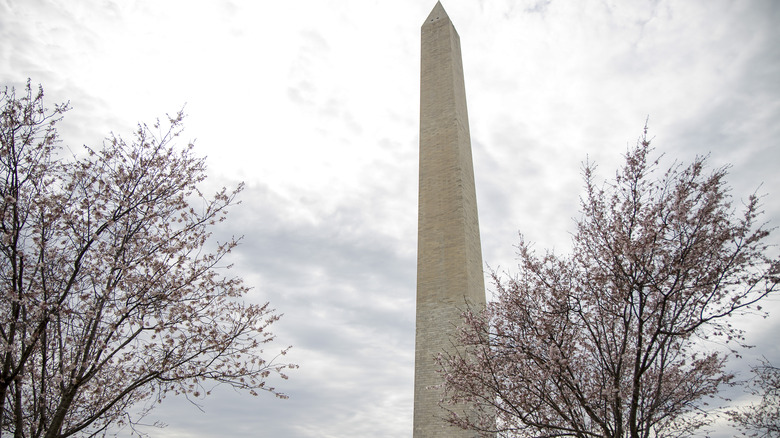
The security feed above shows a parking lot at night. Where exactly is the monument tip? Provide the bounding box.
[423,1,449,26]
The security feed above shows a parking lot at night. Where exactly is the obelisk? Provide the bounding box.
[413,2,486,437]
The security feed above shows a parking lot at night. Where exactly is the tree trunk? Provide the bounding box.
[14,377,23,438]
[43,386,79,438]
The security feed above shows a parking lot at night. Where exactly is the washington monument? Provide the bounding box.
[413,2,487,437]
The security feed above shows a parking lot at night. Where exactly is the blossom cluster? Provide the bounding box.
[438,128,777,437]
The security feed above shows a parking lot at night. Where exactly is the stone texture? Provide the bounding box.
[413,2,486,437]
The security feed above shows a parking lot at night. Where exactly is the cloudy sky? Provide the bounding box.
[2,0,779,436]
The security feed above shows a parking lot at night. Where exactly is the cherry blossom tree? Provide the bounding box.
[0,82,295,438]
[728,359,780,437]
[438,127,779,437]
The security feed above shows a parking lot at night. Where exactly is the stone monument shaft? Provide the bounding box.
[413,2,486,437]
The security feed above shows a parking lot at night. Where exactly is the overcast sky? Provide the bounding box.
[2,0,779,437]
